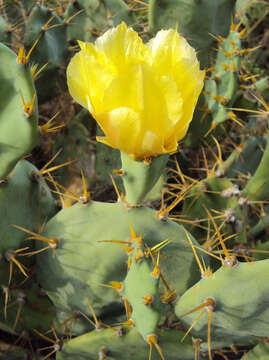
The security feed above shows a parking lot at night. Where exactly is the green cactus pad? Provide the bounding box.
[175,260,269,349]
[0,43,38,179]
[120,240,162,339]
[121,152,168,204]
[204,27,241,125]
[0,283,55,334]
[0,160,56,253]
[243,122,269,201]
[24,5,67,69]
[57,327,196,360]
[182,177,241,241]
[37,201,208,329]
[219,136,266,178]
[242,341,269,360]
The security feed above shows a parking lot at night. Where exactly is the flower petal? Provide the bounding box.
[96,107,141,157]
[95,22,149,70]
[147,29,205,141]
[67,41,115,113]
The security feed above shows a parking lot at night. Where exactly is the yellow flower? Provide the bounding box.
[67,22,205,160]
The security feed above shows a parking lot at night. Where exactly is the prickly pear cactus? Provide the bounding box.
[0,1,268,359]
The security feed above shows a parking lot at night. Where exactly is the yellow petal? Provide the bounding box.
[96,107,141,157]
[147,29,205,141]
[95,22,149,70]
[67,41,115,113]
[67,23,205,159]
